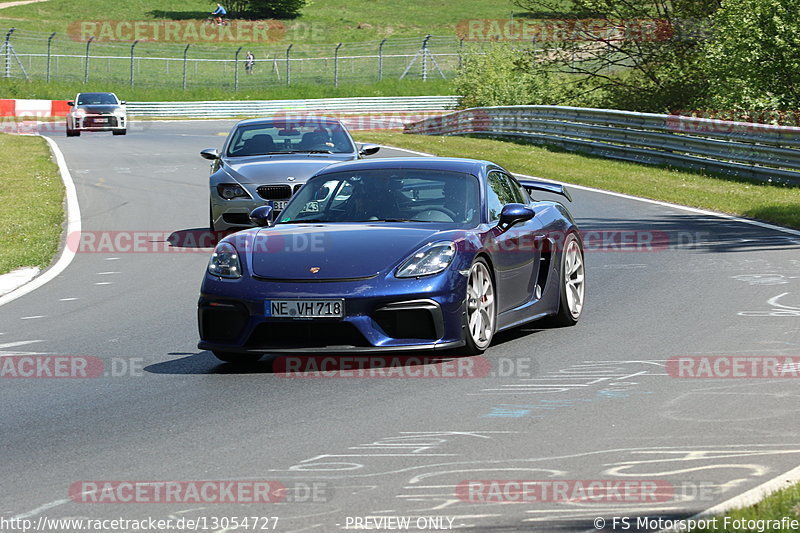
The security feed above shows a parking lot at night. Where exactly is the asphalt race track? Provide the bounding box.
[1,120,800,532]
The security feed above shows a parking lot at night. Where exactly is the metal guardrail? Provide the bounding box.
[404,106,800,184]
[126,96,461,118]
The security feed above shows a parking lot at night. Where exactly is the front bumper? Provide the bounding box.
[210,183,303,231]
[197,275,467,354]
[68,114,126,131]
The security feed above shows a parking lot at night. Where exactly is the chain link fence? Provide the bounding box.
[1,27,482,89]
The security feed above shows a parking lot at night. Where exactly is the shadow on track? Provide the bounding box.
[577,212,800,254]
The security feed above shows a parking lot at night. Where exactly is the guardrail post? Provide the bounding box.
[458,38,463,70]
[4,28,15,79]
[129,40,139,87]
[46,32,55,83]
[83,36,94,83]
[378,38,386,81]
[182,44,190,90]
[234,46,242,91]
[422,34,430,81]
[334,43,342,87]
[285,44,292,86]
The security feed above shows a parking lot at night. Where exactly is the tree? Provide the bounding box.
[703,0,800,111]
[510,0,720,111]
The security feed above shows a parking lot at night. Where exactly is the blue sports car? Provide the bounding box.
[198,157,585,363]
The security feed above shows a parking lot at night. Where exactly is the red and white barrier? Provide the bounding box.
[0,99,71,117]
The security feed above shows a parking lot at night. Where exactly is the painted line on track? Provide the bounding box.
[0,136,81,308]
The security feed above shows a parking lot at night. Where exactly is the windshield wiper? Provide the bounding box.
[346,218,415,223]
[276,218,330,224]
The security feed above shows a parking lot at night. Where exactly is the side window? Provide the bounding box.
[486,171,518,221]
[505,174,527,204]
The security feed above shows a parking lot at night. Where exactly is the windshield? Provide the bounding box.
[76,93,119,105]
[226,120,356,156]
[277,169,481,225]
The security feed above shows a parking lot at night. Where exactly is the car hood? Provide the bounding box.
[221,156,352,185]
[249,224,448,280]
[75,105,122,114]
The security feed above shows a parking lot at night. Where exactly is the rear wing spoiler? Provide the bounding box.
[517,179,573,202]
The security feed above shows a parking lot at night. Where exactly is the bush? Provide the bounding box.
[229,0,307,19]
[452,45,555,108]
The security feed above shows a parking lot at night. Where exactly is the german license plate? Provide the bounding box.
[271,200,289,210]
[266,299,344,318]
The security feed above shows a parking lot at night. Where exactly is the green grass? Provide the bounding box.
[0,133,64,276]
[687,482,800,532]
[0,78,454,101]
[352,132,800,229]
[0,0,573,43]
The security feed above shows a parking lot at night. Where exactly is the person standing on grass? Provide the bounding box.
[212,3,227,25]
[245,51,255,74]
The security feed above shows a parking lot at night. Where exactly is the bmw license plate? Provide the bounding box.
[271,200,289,210]
[266,299,344,318]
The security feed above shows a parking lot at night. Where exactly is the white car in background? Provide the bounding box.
[66,92,127,137]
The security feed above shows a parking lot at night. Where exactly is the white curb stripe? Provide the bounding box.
[0,136,81,307]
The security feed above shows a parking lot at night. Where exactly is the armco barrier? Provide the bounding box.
[125,96,461,118]
[404,106,800,185]
[0,96,461,119]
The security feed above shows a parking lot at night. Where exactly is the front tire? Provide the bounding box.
[113,129,127,136]
[66,128,79,137]
[549,233,585,326]
[461,258,496,355]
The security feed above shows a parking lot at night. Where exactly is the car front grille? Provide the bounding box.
[246,322,369,348]
[84,115,118,127]
[257,185,292,200]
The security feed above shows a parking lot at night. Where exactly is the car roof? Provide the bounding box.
[314,157,489,176]
[76,92,117,97]
[234,116,345,127]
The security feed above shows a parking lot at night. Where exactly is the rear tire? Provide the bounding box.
[460,258,497,355]
[548,232,585,327]
[212,351,260,364]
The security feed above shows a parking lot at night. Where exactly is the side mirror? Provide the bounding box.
[120,100,127,105]
[359,144,380,156]
[498,203,535,230]
[250,205,274,227]
[67,101,74,106]
[200,148,220,160]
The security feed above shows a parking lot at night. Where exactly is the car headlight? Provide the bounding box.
[217,183,250,200]
[113,108,126,117]
[208,242,242,278]
[73,110,86,118]
[396,241,456,278]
